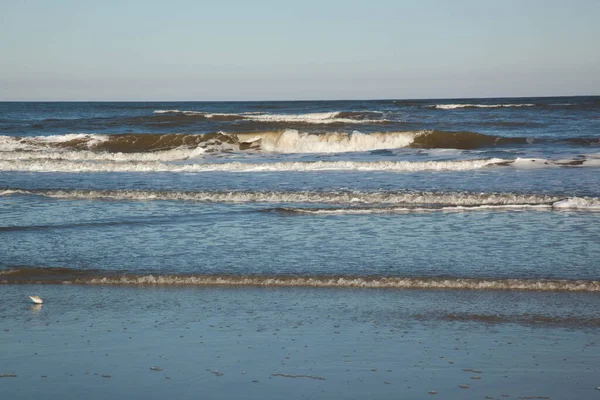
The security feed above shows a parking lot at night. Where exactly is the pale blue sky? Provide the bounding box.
[1,0,599,100]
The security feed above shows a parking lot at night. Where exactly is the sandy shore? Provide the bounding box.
[1,285,599,399]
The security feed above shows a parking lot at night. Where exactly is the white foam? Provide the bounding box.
[1,147,206,162]
[153,109,205,115]
[552,197,600,210]
[519,157,590,169]
[79,275,600,292]
[0,134,109,152]
[0,189,22,196]
[245,112,387,124]
[0,158,507,173]
[2,189,566,206]
[511,157,599,169]
[31,133,106,143]
[153,110,389,124]
[154,109,180,114]
[256,129,415,153]
[287,204,554,214]
[433,104,535,110]
[580,158,600,167]
[7,189,599,213]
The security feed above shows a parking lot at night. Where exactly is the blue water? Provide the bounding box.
[0,97,599,290]
[2,97,600,399]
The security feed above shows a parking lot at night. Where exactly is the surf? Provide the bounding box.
[1,267,598,292]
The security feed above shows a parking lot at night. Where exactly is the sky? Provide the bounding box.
[1,0,599,100]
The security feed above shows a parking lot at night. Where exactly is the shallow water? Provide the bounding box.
[1,98,599,398]
[1,285,599,400]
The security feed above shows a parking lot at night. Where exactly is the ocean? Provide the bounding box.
[1,97,599,399]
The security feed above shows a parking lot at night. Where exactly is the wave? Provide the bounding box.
[243,129,552,153]
[1,267,598,292]
[410,130,527,149]
[274,205,555,214]
[1,148,206,163]
[3,189,598,211]
[254,129,596,153]
[2,132,598,160]
[0,133,222,155]
[0,158,511,173]
[250,130,416,153]
[2,156,599,173]
[430,104,536,110]
[0,188,565,205]
[0,133,108,152]
[0,131,419,156]
[152,110,390,124]
[0,131,423,156]
[276,198,600,212]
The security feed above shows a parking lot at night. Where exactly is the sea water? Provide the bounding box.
[1,97,599,398]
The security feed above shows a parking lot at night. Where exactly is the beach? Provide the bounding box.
[2,285,600,399]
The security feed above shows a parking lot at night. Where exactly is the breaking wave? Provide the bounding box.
[430,104,536,110]
[1,267,598,292]
[152,110,390,124]
[250,130,416,153]
[0,133,225,156]
[2,131,598,159]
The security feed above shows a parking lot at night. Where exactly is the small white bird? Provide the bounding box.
[29,296,43,304]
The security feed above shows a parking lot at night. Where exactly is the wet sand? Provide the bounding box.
[1,285,599,399]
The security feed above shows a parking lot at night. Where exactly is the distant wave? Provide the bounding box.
[153,110,390,124]
[1,267,598,292]
[3,189,599,211]
[430,104,536,110]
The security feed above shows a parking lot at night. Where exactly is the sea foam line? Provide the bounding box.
[280,205,555,214]
[0,188,566,205]
[0,158,507,173]
[280,201,599,212]
[2,157,597,173]
[51,275,600,292]
[0,148,206,162]
[3,189,598,210]
[2,266,598,292]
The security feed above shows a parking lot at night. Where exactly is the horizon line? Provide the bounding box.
[1,94,598,103]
